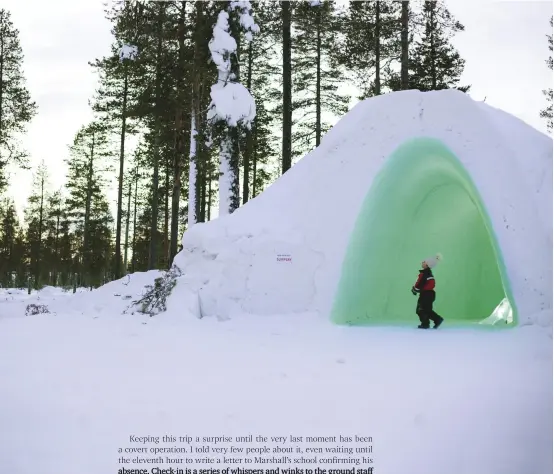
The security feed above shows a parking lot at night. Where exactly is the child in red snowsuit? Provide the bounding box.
[411,254,444,329]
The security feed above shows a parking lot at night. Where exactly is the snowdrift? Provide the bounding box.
[172,90,553,327]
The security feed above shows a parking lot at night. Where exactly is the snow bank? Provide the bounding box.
[172,90,553,326]
[0,271,165,320]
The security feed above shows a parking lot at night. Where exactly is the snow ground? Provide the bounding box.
[0,287,552,474]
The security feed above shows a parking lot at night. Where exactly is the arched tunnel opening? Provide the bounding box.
[331,138,517,328]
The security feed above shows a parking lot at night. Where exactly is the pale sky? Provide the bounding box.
[2,0,553,215]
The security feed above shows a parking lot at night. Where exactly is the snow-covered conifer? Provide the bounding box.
[207,1,259,216]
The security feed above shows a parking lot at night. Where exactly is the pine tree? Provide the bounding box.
[292,1,349,155]
[125,142,163,272]
[65,122,113,286]
[24,160,49,288]
[13,227,26,288]
[282,0,292,174]
[102,0,224,265]
[114,1,194,269]
[122,164,135,274]
[0,198,21,286]
[235,1,289,190]
[145,3,165,270]
[239,0,281,202]
[408,0,469,92]
[132,191,164,272]
[56,203,74,287]
[207,1,259,216]
[43,189,65,286]
[130,145,147,273]
[188,2,202,228]
[106,1,174,271]
[86,195,113,287]
[540,16,553,133]
[0,9,37,191]
[90,25,140,279]
[188,1,220,225]
[340,1,401,98]
[249,100,274,198]
[400,1,410,90]
[170,0,192,267]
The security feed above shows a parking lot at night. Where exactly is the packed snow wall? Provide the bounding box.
[330,137,515,327]
[171,90,552,327]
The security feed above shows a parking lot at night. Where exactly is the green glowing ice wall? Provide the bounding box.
[330,138,517,327]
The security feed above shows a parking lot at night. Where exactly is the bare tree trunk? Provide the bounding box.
[218,11,241,216]
[429,2,437,90]
[188,111,197,224]
[114,62,128,279]
[36,176,44,287]
[207,164,212,221]
[170,118,183,266]
[170,0,187,267]
[131,166,138,273]
[282,1,292,173]
[123,179,132,273]
[315,5,322,146]
[0,34,4,148]
[401,1,409,90]
[252,114,258,198]
[243,41,253,204]
[200,138,207,222]
[54,209,60,285]
[374,2,381,96]
[148,4,165,270]
[193,1,205,224]
[164,155,170,267]
[83,130,95,285]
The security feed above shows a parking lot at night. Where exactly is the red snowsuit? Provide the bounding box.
[412,267,442,328]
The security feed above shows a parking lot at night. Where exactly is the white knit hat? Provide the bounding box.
[424,253,443,269]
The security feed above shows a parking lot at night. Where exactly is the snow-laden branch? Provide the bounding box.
[230,0,261,41]
[207,1,260,129]
[208,11,236,84]
[208,82,256,128]
[119,44,138,61]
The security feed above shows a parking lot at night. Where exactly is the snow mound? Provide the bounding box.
[0,271,165,321]
[172,90,552,326]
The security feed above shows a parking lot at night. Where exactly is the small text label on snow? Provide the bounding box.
[276,254,292,262]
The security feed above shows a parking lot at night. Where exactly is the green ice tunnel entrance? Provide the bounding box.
[330,137,518,328]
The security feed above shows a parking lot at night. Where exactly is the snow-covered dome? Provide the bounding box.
[172,90,552,328]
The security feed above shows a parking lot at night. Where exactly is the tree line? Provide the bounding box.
[1,1,546,290]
